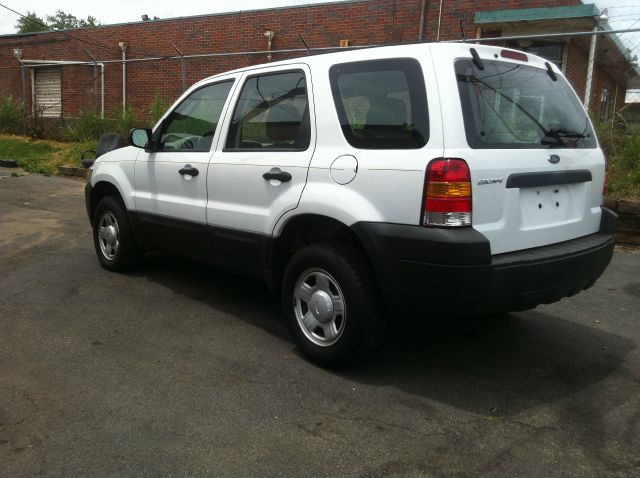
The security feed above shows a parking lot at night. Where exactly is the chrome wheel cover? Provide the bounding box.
[97,211,120,261]
[293,268,346,347]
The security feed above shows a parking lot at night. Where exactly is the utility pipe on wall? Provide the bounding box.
[119,42,128,111]
[418,0,428,42]
[583,25,598,111]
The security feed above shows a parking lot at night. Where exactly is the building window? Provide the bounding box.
[33,68,61,118]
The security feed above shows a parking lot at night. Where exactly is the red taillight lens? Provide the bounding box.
[422,158,472,227]
[500,49,528,62]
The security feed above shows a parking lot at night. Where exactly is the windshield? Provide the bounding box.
[455,59,596,149]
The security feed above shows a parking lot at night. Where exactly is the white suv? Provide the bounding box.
[85,43,616,366]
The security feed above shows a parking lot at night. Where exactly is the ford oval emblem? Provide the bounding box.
[548,154,560,164]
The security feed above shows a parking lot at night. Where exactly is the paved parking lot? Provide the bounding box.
[1,171,639,477]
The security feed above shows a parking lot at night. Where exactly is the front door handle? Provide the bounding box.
[179,165,199,177]
[263,170,292,182]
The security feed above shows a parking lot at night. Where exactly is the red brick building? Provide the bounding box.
[0,0,638,126]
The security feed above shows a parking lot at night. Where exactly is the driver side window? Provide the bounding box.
[159,80,234,152]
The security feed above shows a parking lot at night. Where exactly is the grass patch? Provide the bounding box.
[596,118,640,201]
[0,134,92,175]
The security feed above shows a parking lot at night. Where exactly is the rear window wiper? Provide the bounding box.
[541,128,588,146]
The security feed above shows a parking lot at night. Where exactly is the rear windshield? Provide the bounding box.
[455,59,596,149]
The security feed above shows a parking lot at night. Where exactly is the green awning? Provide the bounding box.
[474,4,598,24]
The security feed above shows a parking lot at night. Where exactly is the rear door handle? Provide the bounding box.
[179,165,199,177]
[263,170,292,182]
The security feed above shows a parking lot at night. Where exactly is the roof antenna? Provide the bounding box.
[459,20,466,42]
[299,33,310,55]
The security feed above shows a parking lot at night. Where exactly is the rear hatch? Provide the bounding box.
[432,43,605,255]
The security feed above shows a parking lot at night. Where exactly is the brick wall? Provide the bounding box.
[0,0,628,123]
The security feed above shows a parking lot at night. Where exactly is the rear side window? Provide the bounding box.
[225,70,310,151]
[329,58,429,149]
[455,59,596,149]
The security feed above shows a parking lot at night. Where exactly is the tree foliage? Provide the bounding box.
[15,11,48,33]
[15,9,100,33]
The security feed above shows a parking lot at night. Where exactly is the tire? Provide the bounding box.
[92,195,143,272]
[282,241,387,368]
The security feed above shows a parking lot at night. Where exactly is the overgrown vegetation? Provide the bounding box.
[0,134,86,174]
[0,96,23,134]
[595,114,640,200]
[149,95,172,125]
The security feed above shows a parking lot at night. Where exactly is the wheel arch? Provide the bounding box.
[268,213,381,294]
[88,180,126,224]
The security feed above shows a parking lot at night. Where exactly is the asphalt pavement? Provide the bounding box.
[1,170,639,477]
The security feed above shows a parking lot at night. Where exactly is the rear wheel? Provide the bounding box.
[92,195,142,272]
[282,242,386,367]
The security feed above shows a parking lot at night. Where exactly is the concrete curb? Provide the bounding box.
[605,198,640,245]
[58,166,87,178]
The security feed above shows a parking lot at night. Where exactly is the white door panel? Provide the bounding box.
[134,153,210,222]
[207,65,315,235]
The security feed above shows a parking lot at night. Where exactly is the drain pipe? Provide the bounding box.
[119,42,128,111]
[12,48,27,134]
[584,9,608,111]
[84,49,105,119]
[436,0,443,41]
[583,25,598,111]
[264,30,275,61]
[418,0,428,41]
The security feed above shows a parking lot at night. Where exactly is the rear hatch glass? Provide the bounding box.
[455,59,596,150]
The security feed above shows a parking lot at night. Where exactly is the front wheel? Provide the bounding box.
[92,195,142,272]
[282,242,387,368]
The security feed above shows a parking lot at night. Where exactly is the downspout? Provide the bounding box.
[436,0,443,41]
[264,31,275,62]
[418,0,428,42]
[12,49,27,134]
[100,63,105,119]
[119,42,128,111]
[583,25,598,111]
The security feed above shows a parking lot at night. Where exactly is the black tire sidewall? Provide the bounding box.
[282,242,380,367]
[92,195,140,272]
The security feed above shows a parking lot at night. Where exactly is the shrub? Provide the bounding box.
[0,96,23,134]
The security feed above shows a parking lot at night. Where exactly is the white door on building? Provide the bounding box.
[33,68,61,118]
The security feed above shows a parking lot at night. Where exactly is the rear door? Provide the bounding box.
[206,65,315,256]
[434,44,604,255]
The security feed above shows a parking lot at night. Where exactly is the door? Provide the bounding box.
[207,66,315,245]
[133,79,235,248]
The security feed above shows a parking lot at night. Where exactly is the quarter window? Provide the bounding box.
[159,80,233,151]
[329,59,429,149]
[225,71,310,151]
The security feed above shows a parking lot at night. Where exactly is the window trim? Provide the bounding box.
[222,68,311,153]
[152,79,235,154]
[329,57,430,150]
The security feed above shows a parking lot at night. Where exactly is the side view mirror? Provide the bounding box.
[129,128,153,149]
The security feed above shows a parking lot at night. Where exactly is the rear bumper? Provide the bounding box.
[352,207,617,316]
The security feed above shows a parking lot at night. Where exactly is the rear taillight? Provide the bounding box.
[422,158,472,227]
